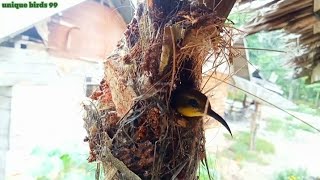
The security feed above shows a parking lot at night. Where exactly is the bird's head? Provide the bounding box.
[171,88,233,136]
[173,89,211,117]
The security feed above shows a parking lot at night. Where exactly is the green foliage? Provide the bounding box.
[227,90,246,102]
[295,103,320,116]
[275,168,308,180]
[265,117,316,137]
[294,123,316,133]
[36,177,50,180]
[245,32,292,97]
[291,78,320,109]
[245,32,320,110]
[285,116,293,121]
[228,11,254,28]
[223,131,275,165]
[60,154,72,172]
[229,11,291,99]
[255,137,276,154]
[266,117,296,138]
[229,9,320,111]
[30,146,96,180]
[266,118,284,133]
[197,154,218,180]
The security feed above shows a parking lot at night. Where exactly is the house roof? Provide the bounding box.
[0,0,133,44]
[0,0,87,43]
[244,0,320,83]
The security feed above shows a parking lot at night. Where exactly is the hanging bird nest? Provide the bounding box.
[83,1,236,179]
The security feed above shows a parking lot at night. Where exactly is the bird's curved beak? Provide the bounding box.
[207,109,233,137]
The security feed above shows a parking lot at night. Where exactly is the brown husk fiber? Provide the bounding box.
[83,1,234,179]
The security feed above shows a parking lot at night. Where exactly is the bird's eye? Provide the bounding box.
[188,98,199,108]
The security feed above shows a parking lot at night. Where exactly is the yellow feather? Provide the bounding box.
[177,107,204,117]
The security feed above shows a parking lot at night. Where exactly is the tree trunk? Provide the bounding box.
[83,0,236,179]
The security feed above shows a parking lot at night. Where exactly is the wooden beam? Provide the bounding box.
[231,38,250,80]
[314,21,320,34]
[200,0,237,19]
[0,47,58,86]
[214,0,237,19]
[0,47,102,86]
[314,0,320,15]
[311,63,320,83]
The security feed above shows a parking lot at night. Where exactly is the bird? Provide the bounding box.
[171,88,233,137]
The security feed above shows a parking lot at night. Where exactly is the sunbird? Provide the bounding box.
[171,88,233,136]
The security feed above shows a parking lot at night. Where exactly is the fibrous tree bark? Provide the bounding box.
[83,0,236,179]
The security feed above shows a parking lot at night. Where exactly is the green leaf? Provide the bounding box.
[60,154,72,171]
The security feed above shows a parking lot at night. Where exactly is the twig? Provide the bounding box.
[95,163,101,180]
[102,161,118,180]
[171,161,187,180]
[167,25,177,107]
[233,46,287,53]
[100,147,142,180]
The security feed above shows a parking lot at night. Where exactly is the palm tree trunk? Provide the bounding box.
[84,0,236,179]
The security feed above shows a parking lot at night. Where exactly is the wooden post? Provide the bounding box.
[314,22,320,34]
[0,86,12,180]
[250,102,260,151]
[315,91,320,107]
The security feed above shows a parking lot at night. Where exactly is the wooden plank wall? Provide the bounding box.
[0,47,58,86]
[0,87,12,180]
[0,47,103,86]
[202,72,230,129]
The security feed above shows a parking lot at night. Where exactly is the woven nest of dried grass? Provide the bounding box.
[83,1,235,179]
